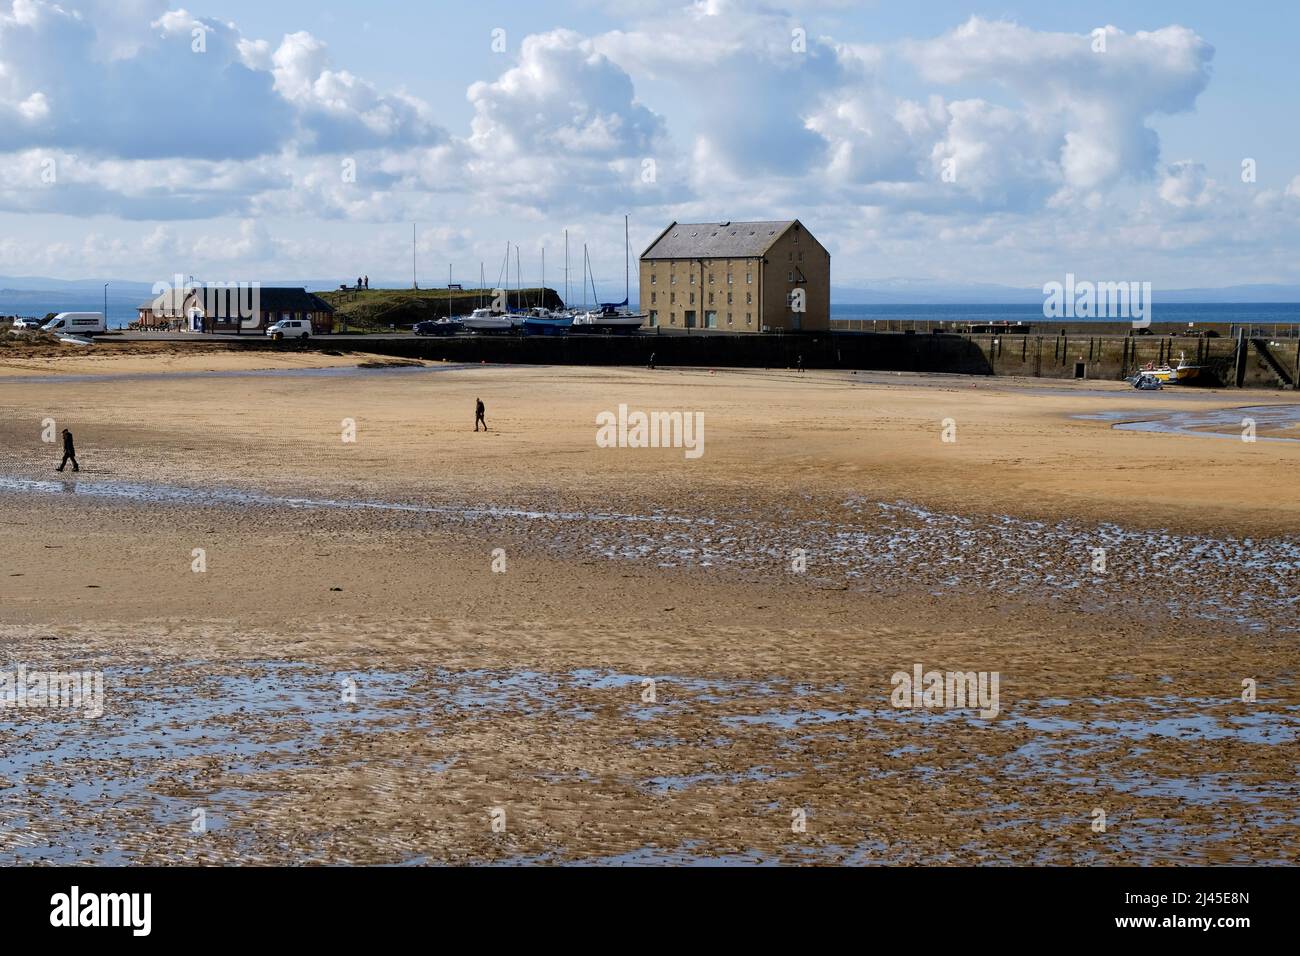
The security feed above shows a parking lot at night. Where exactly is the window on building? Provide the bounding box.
[746,272,752,284]
[746,313,752,325]
[708,292,714,305]
[727,292,732,304]
[670,291,676,304]
[727,273,733,285]
[708,273,714,284]
[690,273,696,285]
[746,292,752,304]
[727,312,733,325]
[650,274,657,285]
[689,292,695,304]
[788,271,794,281]
[671,274,677,285]
[651,291,656,304]
[670,314,677,325]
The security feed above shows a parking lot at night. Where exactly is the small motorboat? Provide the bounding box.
[462,308,513,333]
[1169,352,1204,383]
[1136,360,1175,383]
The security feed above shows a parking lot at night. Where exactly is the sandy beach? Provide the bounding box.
[0,348,1296,865]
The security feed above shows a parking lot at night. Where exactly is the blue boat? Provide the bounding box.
[520,309,573,336]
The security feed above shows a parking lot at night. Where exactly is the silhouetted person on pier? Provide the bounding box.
[357,277,363,291]
[475,398,487,432]
[57,428,79,473]
[364,275,369,290]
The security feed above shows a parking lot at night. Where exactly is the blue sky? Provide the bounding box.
[1,0,1297,293]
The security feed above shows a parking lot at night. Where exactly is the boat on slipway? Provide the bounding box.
[520,307,573,336]
[569,217,647,334]
[462,307,513,333]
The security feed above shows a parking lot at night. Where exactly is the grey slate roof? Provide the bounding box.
[140,286,334,317]
[641,220,795,260]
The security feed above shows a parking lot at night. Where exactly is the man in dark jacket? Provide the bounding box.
[475,398,487,432]
[57,428,79,472]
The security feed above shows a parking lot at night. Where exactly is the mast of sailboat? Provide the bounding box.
[542,246,546,312]
[625,214,630,307]
[412,223,417,290]
[515,245,522,311]
[479,263,485,310]
[564,230,570,309]
[582,243,588,312]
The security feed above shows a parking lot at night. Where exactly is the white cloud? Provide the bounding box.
[1159,161,1215,208]
[905,18,1213,192]
[465,29,671,208]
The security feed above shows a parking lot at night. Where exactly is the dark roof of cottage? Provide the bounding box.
[139,286,332,316]
[183,287,335,317]
[641,220,797,260]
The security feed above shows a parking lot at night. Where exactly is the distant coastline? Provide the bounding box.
[4,288,1300,331]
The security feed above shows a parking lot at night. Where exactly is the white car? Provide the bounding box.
[11,317,44,330]
[266,318,313,340]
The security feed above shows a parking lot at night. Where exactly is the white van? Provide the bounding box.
[42,312,106,335]
[266,318,313,340]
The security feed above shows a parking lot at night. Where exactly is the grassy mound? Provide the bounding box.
[318,287,564,330]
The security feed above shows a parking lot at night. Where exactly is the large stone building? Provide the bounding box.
[639,220,829,332]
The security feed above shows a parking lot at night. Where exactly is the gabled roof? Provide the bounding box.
[641,220,797,260]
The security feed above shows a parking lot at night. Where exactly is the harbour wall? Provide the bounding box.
[300,329,1296,388]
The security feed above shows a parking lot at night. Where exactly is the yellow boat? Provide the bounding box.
[1169,352,1203,383]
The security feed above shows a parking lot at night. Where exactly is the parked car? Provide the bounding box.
[266,318,313,340]
[10,316,44,330]
[414,318,464,336]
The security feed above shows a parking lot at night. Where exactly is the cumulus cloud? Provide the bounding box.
[465,29,671,208]
[595,0,855,179]
[5,0,1290,291]
[1159,161,1215,208]
[905,17,1213,192]
[0,1,445,159]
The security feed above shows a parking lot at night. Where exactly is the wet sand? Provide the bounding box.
[0,350,1296,865]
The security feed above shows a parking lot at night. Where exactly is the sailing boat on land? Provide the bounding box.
[463,244,513,333]
[521,244,575,334]
[572,215,648,334]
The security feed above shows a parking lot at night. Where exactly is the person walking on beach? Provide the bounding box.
[56,428,79,473]
[475,398,487,432]
[648,352,656,371]
[797,354,804,373]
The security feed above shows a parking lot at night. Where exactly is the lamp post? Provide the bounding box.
[103,283,108,330]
